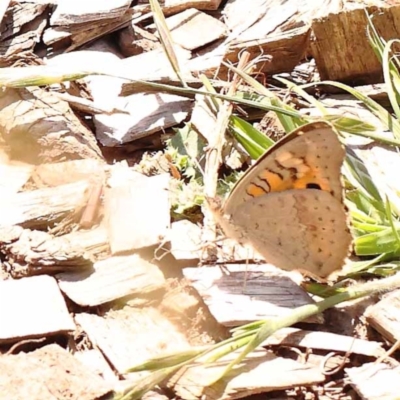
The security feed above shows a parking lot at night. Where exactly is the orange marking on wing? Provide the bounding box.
[293,170,331,191]
[247,183,267,197]
[259,170,294,192]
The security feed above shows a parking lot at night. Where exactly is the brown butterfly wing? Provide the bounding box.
[229,189,352,278]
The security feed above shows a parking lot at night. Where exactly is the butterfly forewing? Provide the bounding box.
[223,122,346,216]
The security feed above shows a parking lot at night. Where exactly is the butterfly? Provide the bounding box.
[208,121,352,278]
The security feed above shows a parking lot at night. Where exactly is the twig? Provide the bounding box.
[201,51,251,250]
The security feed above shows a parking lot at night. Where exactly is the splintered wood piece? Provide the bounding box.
[169,348,325,400]
[0,344,112,400]
[94,92,192,146]
[365,289,400,343]
[30,159,105,188]
[170,220,202,262]
[310,5,400,85]
[0,275,75,343]
[346,363,400,400]
[75,307,192,374]
[57,254,166,306]
[50,0,132,25]
[106,172,170,254]
[264,327,384,358]
[183,264,322,327]
[150,8,227,50]
[0,162,33,195]
[0,180,90,229]
[0,226,92,277]
[0,87,102,164]
[0,1,48,62]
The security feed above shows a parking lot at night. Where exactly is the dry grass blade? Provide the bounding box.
[149,0,187,87]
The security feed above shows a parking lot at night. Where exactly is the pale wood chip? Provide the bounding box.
[183,264,323,327]
[0,344,112,400]
[0,275,75,343]
[57,254,166,306]
[75,307,192,373]
[169,348,325,400]
[346,362,400,400]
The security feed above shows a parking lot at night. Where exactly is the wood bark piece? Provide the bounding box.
[310,5,400,85]
[0,87,102,164]
[221,0,313,76]
[118,24,160,57]
[183,264,322,327]
[150,8,227,50]
[50,0,132,25]
[30,159,105,188]
[60,225,110,261]
[0,275,75,343]
[0,180,90,229]
[169,348,325,400]
[106,171,170,253]
[346,362,400,400]
[0,226,92,278]
[264,327,384,358]
[0,1,48,64]
[94,92,192,146]
[57,254,166,306]
[365,289,400,343]
[75,306,192,373]
[0,344,112,400]
[43,8,135,53]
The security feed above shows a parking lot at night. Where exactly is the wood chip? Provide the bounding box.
[346,362,400,400]
[170,348,325,400]
[365,289,400,343]
[50,0,132,25]
[169,220,202,262]
[0,180,90,229]
[0,344,112,400]
[310,5,400,85]
[0,226,92,277]
[0,87,102,163]
[94,92,192,146]
[0,275,75,343]
[183,264,322,327]
[57,254,166,306]
[75,306,192,373]
[106,172,170,254]
[30,159,105,188]
[151,8,227,51]
[264,327,384,358]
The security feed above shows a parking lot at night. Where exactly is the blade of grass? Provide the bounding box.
[149,0,187,87]
[210,273,400,385]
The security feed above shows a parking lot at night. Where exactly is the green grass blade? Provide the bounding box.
[229,115,274,159]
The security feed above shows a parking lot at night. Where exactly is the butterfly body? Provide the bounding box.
[210,122,352,278]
